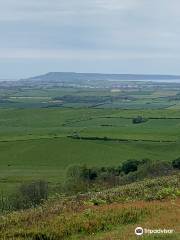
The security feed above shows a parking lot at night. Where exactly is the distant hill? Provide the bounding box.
[22,72,180,82]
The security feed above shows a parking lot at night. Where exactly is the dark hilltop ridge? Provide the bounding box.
[22,72,180,82]
[1,72,180,88]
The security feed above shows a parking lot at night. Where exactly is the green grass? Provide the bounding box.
[1,108,180,193]
[1,108,180,140]
[1,137,180,192]
[69,118,180,141]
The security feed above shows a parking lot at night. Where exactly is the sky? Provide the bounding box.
[0,0,180,78]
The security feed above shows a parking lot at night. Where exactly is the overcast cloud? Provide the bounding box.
[0,0,180,78]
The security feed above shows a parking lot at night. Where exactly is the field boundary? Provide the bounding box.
[68,135,177,143]
[63,116,180,126]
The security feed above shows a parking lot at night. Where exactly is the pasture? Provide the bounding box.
[0,108,180,193]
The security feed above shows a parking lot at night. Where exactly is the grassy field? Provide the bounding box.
[0,108,180,193]
[1,84,180,109]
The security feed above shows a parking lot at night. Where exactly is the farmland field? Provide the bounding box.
[0,78,180,193]
[0,75,180,239]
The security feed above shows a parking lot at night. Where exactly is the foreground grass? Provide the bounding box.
[70,200,180,240]
[0,174,179,240]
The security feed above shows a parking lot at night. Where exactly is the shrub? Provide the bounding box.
[85,198,107,206]
[121,159,140,174]
[66,165,83,179]
[119,160,173,185]
[172,158,180,169]
[0,193,13,213]
[63,178,89,194]
[12,180,48,209]
[137,160,173,178]
[66,165,98,182]
[81,167,98,181]
[64,160,175,194]
[156,187,177,200]
[132,116,147,124]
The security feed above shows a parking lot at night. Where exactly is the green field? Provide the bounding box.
[1,81,180,193]
[0,107,180,193]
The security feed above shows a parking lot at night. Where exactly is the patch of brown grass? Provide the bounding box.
[83,199,180,240]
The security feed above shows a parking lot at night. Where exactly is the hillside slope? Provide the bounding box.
[0,174,179,240]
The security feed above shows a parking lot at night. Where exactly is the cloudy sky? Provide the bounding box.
[0,0,180,78]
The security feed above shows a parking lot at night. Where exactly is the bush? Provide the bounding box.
[156,187,178,200]
[137,160,173,178]
[66,165,83,179]
[132,116,147,124]
[119,160,173,185]
[81,167,98,181]
[21,180,48,205]
[12,180,48,209]
[64,165,122,193]
[63,178,89,194]
[66,165,98,182]
[172,158,180,169]
[121,159,140,174]
[64,160,175,194]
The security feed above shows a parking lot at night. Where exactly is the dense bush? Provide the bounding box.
[63,159,178,194]
[132,116,147,124]
[121,159,141,174]
[172,157,180,169]
[64,165,121,193]
[120,160,173,185]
